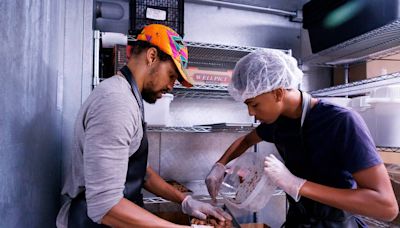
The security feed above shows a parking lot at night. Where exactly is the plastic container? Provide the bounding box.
[131,0,184,37]
[219,152,276,212]
[320,97,351,107]
[368,85,400,147]
[350,96,376,141]
[144,93,173,126]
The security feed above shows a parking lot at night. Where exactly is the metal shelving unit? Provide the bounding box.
[147,124,256,133]
[303,20,400,66]
[309,72,400,97]
[171,42,291,99]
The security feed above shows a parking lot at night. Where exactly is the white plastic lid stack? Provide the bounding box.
[349,95,376,141]
[350,96,372,111]
[219,152,277,212]
[369,85,400,102]
[368,85,400,147]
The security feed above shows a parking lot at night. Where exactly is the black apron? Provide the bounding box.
[283,91,365,228]
[68,66,148,228]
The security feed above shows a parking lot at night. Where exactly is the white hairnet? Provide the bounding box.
[228,49,303,102]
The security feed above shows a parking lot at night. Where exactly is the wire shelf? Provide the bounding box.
[146,125,256,133]
[309,72,400,97]
[186,41,291,68]
[172,84,232,99]
[303,19,400,66]
[377,147,400,153]
[147,126,212,133]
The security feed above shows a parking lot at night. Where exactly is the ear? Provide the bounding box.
[274,88,284,102]
[146,47,158,66]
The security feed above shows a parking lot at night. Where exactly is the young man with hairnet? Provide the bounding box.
[206,49,398,227]
[56,24,231,228]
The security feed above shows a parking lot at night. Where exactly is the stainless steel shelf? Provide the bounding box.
[302,19,400,66]
[377,147,400,153]
[147,126,212,133]
[309,72,400,97]
[147,125,256,133]
[172,84,231,99]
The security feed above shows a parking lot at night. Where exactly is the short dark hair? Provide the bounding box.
[130,40,171,62]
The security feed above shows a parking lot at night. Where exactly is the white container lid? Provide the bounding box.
[368,85,400,104]
[350,96,371,109]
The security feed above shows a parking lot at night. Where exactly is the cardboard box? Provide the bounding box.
[333,53,400,85]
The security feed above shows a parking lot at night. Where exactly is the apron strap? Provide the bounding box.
[300,91,312,128]
[120,65,144,122]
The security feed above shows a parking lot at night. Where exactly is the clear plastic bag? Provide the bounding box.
[219,152,277,212]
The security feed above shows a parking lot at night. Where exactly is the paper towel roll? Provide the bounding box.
[101,32,127,48]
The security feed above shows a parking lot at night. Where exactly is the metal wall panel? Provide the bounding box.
[158,132,253,181]
[0,0,94,227]
[300,20,333,91]
[61,0,94,187]
[147,132,161,174]
[184,2,302,57]
[169,98,253,126]
[0,0,63,227]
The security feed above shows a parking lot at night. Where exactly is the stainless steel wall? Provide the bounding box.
[300,20,332,91]
[184,1,302,57]
[0,0,93,227]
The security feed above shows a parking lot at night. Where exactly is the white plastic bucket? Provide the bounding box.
[368,85,400,147]
[144,93,173,126]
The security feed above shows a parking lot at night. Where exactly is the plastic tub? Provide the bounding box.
[219,152,276,212]
[144,93,173,126]
[368,85,400,147]
[350,96,376,141]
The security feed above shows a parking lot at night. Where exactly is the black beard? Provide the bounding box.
[142,87,158,104]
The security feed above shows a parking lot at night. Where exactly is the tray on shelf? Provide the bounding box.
[194,123,259,132]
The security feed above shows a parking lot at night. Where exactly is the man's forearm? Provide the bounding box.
[300,164,398,222]
[144,167,186,204]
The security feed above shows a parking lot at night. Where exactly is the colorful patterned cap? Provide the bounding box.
[136,24,193,87]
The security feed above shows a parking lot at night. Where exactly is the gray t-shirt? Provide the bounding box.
[56,75,143,227]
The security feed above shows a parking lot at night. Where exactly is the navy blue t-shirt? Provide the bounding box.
[256,100,382,189]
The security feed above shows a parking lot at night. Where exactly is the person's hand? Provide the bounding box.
[205,163,225,203]
[264,154,306,202]
[182,196,232,222]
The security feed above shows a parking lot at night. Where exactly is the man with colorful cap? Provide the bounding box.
[56,24,231,228]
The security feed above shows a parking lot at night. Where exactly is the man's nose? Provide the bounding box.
[166,81,174,92]
[248,107,255,116]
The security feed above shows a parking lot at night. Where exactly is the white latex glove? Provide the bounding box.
[264,154,306,202]
[205,163,225,203]
[182,195,232,221]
